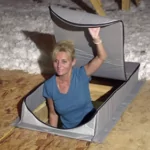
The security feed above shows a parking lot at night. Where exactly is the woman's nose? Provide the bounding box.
[57,61,61,67]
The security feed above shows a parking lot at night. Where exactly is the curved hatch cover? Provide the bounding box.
[50,5,127,81]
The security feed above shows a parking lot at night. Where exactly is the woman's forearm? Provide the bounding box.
[93,37,107,61]
[49,113,58,127]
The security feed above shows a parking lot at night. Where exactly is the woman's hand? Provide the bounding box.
[88,27,101,40]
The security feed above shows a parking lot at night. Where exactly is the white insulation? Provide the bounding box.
[0,0,149,79]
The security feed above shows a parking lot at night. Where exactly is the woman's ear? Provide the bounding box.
[72,58,76,66]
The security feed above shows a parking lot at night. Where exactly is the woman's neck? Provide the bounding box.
[57,69,72,82]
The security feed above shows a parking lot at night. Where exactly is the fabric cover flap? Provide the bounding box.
[50,5,127,81]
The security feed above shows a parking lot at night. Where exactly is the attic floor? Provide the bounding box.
[0,69,150,150]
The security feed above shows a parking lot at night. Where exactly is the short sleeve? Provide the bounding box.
[43,81,52,99]
[78,66,91,82]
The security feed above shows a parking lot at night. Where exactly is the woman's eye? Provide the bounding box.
[62,60,67,63]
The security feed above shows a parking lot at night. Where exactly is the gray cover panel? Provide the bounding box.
[50,5,126,80]
[16,122,93,141]
[25,84,45,111]
[13,62,142,143]
[93,80,143,143]
[50,5,117,27]
[15,101,96,141]
[93,63,142,143]
[125,62,140,79]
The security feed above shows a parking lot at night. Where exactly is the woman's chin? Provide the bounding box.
[56,72,64,76]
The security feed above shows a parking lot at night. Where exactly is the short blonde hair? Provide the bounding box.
[52,40,75,61]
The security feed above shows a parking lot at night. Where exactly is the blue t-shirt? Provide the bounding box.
[43,66,94,129]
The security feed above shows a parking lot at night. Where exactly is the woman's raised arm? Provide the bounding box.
[84,27,107,76]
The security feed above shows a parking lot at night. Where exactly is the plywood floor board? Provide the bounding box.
[0,69,150,150]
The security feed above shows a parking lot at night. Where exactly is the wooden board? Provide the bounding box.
[1,69,150,150]
[122,0,130,10]
[135,0,141,5]
[33,102,48,123]
[122,0,141,10]
[90,0,106,16]
[0,69,45,140]
[89,83,112,101]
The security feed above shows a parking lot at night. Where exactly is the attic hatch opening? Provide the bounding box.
[30,76,124,129]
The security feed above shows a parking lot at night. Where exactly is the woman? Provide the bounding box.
[43,27,107,129]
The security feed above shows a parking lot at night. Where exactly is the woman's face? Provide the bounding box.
[53,51,76,76]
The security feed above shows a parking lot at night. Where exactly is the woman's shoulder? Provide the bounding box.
[73,66,85,73]
[44,75,56,85]
[73,66,86,76]
[73,66,91,82]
